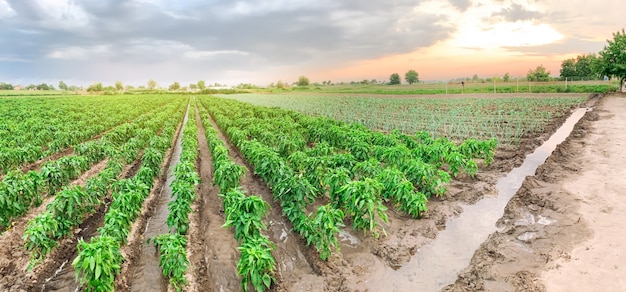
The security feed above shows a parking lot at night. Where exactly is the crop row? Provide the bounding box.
[0,95,173,175]
[220,94,586,144]
[72,100,185,291]
[151,102,199,291]
[0,99,185,232]
[200,96,496,260]
[22,100,186,269]
[197,101,276,291]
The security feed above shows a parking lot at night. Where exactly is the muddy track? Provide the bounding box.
[199,104,329,291]
[116,110,187,292]
[444,95,609,291]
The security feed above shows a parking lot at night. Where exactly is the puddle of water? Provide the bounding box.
[517,231,536,242]
[339,229,361,247]
[537,215,556,225]
[357,108,589,291]
[131,105,189,292]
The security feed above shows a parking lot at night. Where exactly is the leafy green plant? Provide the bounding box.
[73,235,122,292]
[149,234,189,292]
[237,235,276,292]
[337,178,388,238]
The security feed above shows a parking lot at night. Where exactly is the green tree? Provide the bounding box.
[169,81,180,90]
[597,28,626,90]
[86,82,103,92]
[189,83,197,90]
[575,54,597,80]
[147,79,157,90]
[560,58,576,80]
[276,80,284,89]
[389,73,401,85]
[297,76,310,86]
[58,81,68,90]
[197,80,206,90]
[404,70,419,84]
[472,74,479,82]
[527,65,550,81]
[114,81,124,91]
[502,72,510,82]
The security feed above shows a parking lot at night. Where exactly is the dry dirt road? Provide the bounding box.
[447,93,626,291]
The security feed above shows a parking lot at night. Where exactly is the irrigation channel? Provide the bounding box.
[130,105,189,291]
[350,107,591,291]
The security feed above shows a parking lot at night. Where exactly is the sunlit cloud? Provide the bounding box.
[47,45,110,60]
[0,0,15,18]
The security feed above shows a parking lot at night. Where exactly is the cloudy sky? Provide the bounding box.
[0,0,623,87]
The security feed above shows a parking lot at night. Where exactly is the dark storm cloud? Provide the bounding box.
[0,0,454,84]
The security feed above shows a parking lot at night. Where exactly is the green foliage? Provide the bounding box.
[527,65,550,82]
[405,70,419,84]
[337,178,388,238]
[238,236,276,292]
[389,73,401,85]
[296,76,310,87]
[149,234,189,292]
[597,28,626,88]
[73,236,123,292]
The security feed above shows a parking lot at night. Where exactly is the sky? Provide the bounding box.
[0,0,623,87]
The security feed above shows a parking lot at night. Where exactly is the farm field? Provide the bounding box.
[0,92,607,291]
[219,93,587,145]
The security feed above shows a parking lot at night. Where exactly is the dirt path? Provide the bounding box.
[447,93,626,291]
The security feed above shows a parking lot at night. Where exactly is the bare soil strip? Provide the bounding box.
[445,95,624,291]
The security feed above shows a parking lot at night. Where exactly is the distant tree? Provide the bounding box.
[169,81,180,90]
[189,83,198,90]
[147,79,157,90]
[115,80,124,91]
[58,81,68,90]
[87,82,103,92]
[560,58,577,80]
[0,82,13,90]
[276,80,285,89]
[389,73,401,85]
[125,85,135,91]
[527,65,550,81]
[26,84,36,90]
[574,54,597,79]
[502,73,510,82]
[597,29,626,91]
[472,74,479,82]
[405,70,419,84]
[36,83,53,90]
[297,76,310,86]
[197,80,206,90]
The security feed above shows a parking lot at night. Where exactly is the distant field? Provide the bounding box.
[219,93,588,145]
[263,80,618,94]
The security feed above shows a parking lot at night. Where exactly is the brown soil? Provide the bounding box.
[445,93,626,291]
